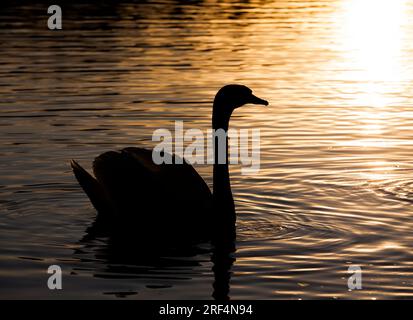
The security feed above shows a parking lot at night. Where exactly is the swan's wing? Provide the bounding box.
[123,147,211,197]
[92,148,154,214]
[92,147,212,219]
[122,147,212,208]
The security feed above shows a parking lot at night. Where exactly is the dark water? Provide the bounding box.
[2,0,413,299]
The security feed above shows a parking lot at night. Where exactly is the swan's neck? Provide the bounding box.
[212,100,236,224]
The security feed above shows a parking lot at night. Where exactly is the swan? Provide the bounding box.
[71,85,268,243]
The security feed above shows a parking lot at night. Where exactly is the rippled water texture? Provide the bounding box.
[2,0,413,299]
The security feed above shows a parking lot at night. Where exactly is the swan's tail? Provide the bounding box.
[70,160,113,217]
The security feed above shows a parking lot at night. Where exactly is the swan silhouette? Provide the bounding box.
[71,85,268,243]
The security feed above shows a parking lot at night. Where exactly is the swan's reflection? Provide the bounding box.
[73,220,236,300]
[211,224,236,300]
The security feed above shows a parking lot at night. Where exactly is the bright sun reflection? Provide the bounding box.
[335,0,409,178]
[339,0,408,107]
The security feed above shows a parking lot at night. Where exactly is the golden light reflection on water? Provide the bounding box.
[346,240,406,254]
[339,0,407,85]
[331,0,410,180]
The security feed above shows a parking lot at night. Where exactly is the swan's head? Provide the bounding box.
[214,84,269,111]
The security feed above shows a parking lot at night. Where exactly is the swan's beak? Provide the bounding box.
[249,94,269,106]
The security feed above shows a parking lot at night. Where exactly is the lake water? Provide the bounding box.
[1,0,413,299]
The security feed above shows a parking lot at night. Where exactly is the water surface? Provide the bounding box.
[1,0,413,299]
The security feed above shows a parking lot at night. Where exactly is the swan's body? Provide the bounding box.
[71,147,212,240]
[71,85,268,243]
